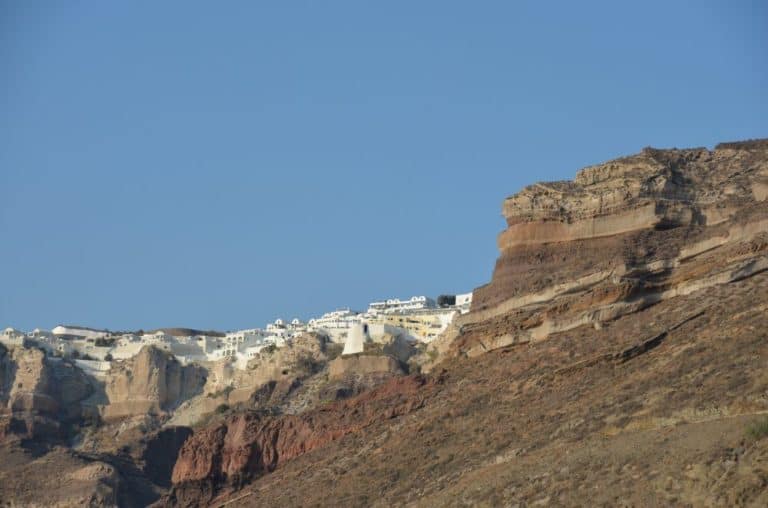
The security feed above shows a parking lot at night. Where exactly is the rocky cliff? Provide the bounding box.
[0,344,93,440]
[450,140,768,356]
[166,333,334,427]
[101,346,207,420]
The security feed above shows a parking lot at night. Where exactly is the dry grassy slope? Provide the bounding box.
[0,445,121,507]
[230,270,768,507]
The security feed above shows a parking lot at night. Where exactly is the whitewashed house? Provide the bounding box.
[1,327,27,348]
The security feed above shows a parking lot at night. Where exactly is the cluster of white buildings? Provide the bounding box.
[366,295,436,314]
[1,292,473,370]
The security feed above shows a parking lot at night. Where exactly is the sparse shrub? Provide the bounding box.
[363,343,386,356]
[406,356,422,375]
[325,343,343,361]
[215,403,230,414]
[746,417,768,440]
[81,412,101,428]
[207,385,234,399]
[293,353,322,375]
[104,353,113,361]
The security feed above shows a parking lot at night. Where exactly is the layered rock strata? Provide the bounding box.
[450,140,768,356]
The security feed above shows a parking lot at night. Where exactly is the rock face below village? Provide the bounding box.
[101,346,207,420]
[164,374,441,506]
[0,345,93,441]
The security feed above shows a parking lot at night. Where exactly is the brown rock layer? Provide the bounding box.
[454,141,768,356]
[328,353,403,379]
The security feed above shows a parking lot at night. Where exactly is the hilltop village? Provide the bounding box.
[1,292,472,374]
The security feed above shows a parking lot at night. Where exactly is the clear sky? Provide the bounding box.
[1,1,766,332]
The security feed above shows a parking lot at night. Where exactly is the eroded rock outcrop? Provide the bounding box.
[102,346,206,420]
[166,333,331,427]
[0,344,93,440]
[448,140,768,357]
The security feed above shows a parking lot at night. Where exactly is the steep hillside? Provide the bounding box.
[161,140,768,507]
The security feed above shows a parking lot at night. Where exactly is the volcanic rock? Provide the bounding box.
[0,344,93,440]
[450,141,768,356]
[101,346,206,420]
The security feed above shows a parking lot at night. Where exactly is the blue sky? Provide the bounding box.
[1,1,766,331]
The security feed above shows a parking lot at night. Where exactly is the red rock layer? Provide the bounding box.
[165,373,442,506]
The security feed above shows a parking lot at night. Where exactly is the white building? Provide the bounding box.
[225,329,266,347]
[1,327,27,348]
[266,318,285,333]
[455,292,473,314]
[167,336,207,364]
[28,328,54,340]
[234,343,270,369]
[366,296,436,315]
[22,328,59,354]
[51,325,109,340]
[341,323,369,356]
[308,308,360,343]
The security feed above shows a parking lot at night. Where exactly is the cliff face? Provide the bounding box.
[102,346,206,420]
[0,345,93,440]
[165,374,440,506]
[166,333,333,427]
[453,141,768,356]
